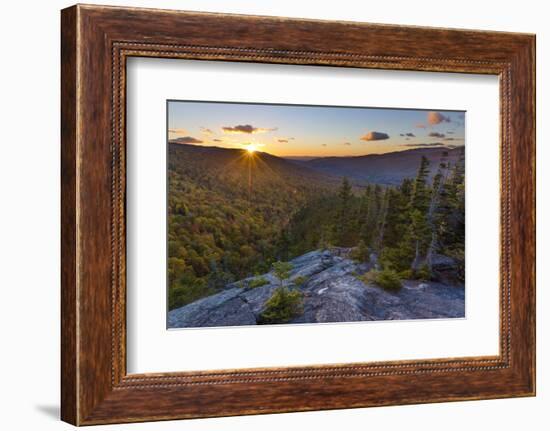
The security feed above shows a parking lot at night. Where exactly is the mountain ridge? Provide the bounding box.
[169,142,463,186]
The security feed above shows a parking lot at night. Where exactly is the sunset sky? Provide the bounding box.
[168,100,465,158]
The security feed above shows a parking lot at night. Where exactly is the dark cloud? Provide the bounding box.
[429,132,446,138]
[427,111,451,125]
[170,136,203,144]
[360,131,390,141]
[213,139,222,142]
[222,124,277,134]
[405,132,415,137]
[343,142,351,146]
[444,137,455,141]
[321,144,327,147]
[277,139,289,143]
[447,131,455,134]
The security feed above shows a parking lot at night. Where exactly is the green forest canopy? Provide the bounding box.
[167,144,465,310]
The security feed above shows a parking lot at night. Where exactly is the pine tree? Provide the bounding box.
[335,177,354,246]
[358,184,372,233]
[408,156,432,271]
[410,155,431,213]
[357,185,368,217]
[360,184,382,248]
[272,261,293,288]
[383,178,413,249]
[433,148,465,278]
[376,178,415,272]
[425,151,451,270]
[374,188,390,251]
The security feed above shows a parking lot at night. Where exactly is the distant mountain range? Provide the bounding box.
[168,142,338,192]
[290,146,464,186]
[169,142,463,187]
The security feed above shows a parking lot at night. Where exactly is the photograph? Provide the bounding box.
[166,101,466,328]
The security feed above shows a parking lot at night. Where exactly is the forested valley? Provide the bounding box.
[168,143,465,311]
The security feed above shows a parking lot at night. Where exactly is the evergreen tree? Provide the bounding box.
[375,188,390,250]
[408,156,432,270]
[272,261,293,287]
[358,184,372,223]
[433,148,465,278]
[425,151,451,270]
[383,179,413,248]
[335,177,354,246]
[410,155,431,213]
[276,228,292,261]
[360,184,382,248]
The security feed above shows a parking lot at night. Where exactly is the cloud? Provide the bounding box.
[444,137,455,141]
[343,142,351,146]
[170,136,203,144]
[360,131,390,141]
[447,131,455,134]
[200,127,214,135]
[416,123,427,129]
[427,111,451,125]
[277,139,289,143]
[429,132,446,138]
[321,144,327,147]
[168,128,187,135]
[213,138,222,142]
[222,124,277,134]
[404,142,446,147]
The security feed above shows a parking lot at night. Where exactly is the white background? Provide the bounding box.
[0,0,547,430]
[127,59,499,373]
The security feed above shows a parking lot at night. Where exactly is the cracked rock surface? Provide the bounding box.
[168,248,465,329]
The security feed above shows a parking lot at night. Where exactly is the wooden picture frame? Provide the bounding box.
[61,4,535,425]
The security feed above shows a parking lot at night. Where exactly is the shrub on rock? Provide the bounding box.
[292,275,309,287]
[357,269,402,291]
[247,277,269,289]
[258,287,304,324]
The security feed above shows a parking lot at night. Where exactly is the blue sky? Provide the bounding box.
[168,100,465,157]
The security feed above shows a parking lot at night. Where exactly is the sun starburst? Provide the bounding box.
[245,143,257,154]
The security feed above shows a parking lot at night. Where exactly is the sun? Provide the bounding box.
[245,143,257,154]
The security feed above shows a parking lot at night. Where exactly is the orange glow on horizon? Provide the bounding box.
[245,143,258,154]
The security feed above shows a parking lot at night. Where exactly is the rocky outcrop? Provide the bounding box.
[168,248,465,329]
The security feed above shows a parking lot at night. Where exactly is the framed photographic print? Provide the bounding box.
[164,101,467,329]
[61,4,535,425]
